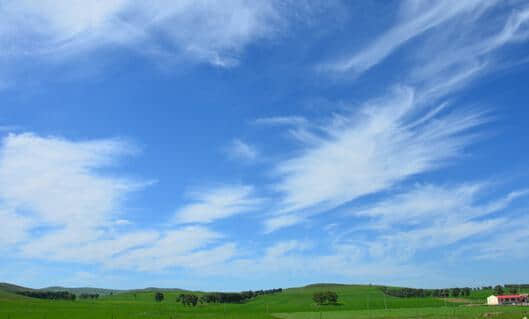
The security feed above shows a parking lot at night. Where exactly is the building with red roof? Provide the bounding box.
[487,294,528,305]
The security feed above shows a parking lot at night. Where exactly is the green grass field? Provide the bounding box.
[1,283,528,319]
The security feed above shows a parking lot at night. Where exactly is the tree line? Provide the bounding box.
[381,287,472,298]
[503,284,529,293]
[197,289,283,305]
[79,293,100,299]
[17,291,76,301]
[153,288,283,306]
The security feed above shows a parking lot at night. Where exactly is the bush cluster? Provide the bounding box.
[178,294,199,306]
[17,291,76,301]
[312,291,338,305]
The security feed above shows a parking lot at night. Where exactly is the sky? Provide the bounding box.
[1,0,529,291]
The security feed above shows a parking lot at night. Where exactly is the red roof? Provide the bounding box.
[497,295,525,299]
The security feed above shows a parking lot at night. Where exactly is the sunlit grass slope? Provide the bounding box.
[2,283,521,319]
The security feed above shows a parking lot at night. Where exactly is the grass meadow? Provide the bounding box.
[1,284,528,319]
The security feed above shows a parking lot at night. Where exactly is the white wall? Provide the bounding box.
[487,295,499,305]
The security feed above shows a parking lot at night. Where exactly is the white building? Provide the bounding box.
[488,294,528,305]
[487,295,499,305]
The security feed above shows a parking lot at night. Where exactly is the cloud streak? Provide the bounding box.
[0,133,237,273]
[0,0,326,72]
[266,87,486,231]
[227,139,259,161]
[321,0,496,75]
[174,185,263,224]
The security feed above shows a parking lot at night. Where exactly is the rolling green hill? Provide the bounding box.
[0,283,36,294]
[1,282,527,319]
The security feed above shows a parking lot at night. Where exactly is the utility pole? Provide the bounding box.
[367,293,371,319]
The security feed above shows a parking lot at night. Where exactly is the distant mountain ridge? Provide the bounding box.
[0,282,189,296]
[0,282,36,293]
[0,282,120,296]
[42,286,122,296]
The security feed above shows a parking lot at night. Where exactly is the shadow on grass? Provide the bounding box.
[316,303,344,307]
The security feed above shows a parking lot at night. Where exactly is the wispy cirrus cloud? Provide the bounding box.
[254,116,308,127]
[320,0,529,98]
[0,132,152,258]
[263,1,529,233]
[0,133,238,273]
[354,184,529,228]
[0,0,334,80]
[0,1,275,67]
[226,139,259,161]
[174,185,263,224]
[343,183,529,259]
[264,87,486,231]
[320,0,497,75]
[107,226,235,271]
[0,133,143,227]
[461,214,529,260]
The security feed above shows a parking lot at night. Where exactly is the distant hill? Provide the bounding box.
[42,286,122,296]
[0,282,35,293]
[0,282,121,296]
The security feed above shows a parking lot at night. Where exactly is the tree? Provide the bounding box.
[155,292,164,302]
[313,292,326,305]
[451,288,461,297]
[494,285,504,295]
[186,294,198,307]
[325,291,338,304]
[179,294,199,306]
[313,291,338,305]
[462,287,471,297]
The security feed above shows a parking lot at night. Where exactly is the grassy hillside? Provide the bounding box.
[1,283,527,319]
[0,283,36,293]
[275,306,529,319]
[0,283,455,319]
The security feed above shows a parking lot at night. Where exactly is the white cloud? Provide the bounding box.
[0,208,33,247]
[263,214,305,234]
[0,133,142,227]
[266,87,485,231]
[450,214,529,261]
[0,133,158,263]
[320,0,529,108]
[340,183,529,261]
[321,0,497,75]
[264,240,311,259]
[227,139,259,161]
[202,239,424,284]
[355,184,529,228]
[107,226,233,271]
[254,116,308,126]
[174,185,263,224]
[410,4,529,102]
[20,227,160,264]
[0,133,240,272]
[0,0,320,70]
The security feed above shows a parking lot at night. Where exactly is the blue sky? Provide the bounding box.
[1,1,529,291]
